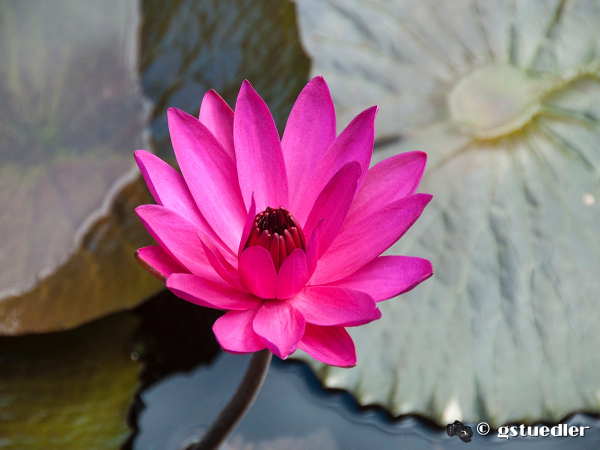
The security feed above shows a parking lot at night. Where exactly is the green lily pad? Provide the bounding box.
[293,0,600,426]
[0,0,161,333]
[0,312,141,448]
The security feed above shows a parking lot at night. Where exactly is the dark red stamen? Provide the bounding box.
[289,227,302,249]
[278,235,287,262]
[247,224,260,247]
[244,206,306,272]
[283,229,295,254]
[256,229,270,248]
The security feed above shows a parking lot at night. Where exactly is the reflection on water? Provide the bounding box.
[131,292,600,450]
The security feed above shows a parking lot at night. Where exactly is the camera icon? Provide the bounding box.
[447,420,474,442]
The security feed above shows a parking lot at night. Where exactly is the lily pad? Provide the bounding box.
[0,312,141,448]
[293,0,600,426]
[0,0,159,333]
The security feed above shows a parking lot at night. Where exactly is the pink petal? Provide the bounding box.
[306,221,321,278]
[343,151,427,232]
[282,76,336,211]
[330,256,433,302]
[167,273,262,310]
[291,286,381,327]
[135,204,220,282]
[253,301,305,359]
[198,233,246,292]
[135,150,232,256]
[312,193,433,284]
[239,246,277,299]
[199,89,235,162]
[295,106,378,225]
[303,161,361,259]
[134,150,201,225]
[168,107,246,252]
[277,249,308,300]
[213,307,266,354]
[298,324,356,367]
[234,80,289,211]
[238,195,257,257]
[135,245,187,282]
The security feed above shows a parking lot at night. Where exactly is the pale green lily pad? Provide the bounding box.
[293,0,600,426]
[0,312,141,448]
[0,0,161,333]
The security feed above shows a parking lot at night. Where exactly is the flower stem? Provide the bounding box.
[186,349,272,450]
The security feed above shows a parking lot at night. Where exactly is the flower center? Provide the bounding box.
[244,207,306,272]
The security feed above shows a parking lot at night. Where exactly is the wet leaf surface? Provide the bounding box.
[0,180,162,334]
[0,312,141,448]
[0,0,157,333]
[293,0,600,426]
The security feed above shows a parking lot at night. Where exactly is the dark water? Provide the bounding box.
[128,292,600,450]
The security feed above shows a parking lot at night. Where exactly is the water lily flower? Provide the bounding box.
[134,77,432,367]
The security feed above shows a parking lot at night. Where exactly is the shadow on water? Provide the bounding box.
[126,291,600,450]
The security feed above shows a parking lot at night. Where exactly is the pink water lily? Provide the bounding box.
[134,77,432,367]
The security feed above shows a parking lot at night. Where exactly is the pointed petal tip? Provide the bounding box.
[420,192,434,204]
[134,203,159,219]
[308,75,328,89]
[424,258,434,274]
[404,150,428,165]
[201,88,230,108]
[367,104,379,118]
[164,273,176,289]
[415,149,428,160]
[375,307,382,320]
[256,335,296,360]
[134,204,146,218]
[238,80,261,103]
[298,324,357,367]
[133,151,144,169]
[133,149,148,159]
[354,105,378,121]
[167,106,186,120]
[238,80,265,103]
[167,107,196,126]
[241,79,253,90]
[135,248,169,282]
[133,149,153,168]
[412,151,428,179]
